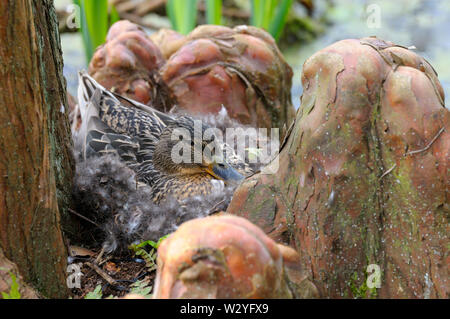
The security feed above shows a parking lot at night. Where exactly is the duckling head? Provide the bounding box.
[153,117,244,184]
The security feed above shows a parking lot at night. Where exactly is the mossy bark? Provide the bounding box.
[0,0,74,298]
[227,38,449,298]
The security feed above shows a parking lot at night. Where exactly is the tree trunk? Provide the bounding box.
[0,0,74,298]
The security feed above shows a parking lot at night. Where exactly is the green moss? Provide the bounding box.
[247,186,277,226]
[1,272,21,299]
[349,271,378,299]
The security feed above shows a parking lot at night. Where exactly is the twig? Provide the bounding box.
[379,163,397,180]
[68,208,101,229]
[208,199,226,215]
[115,1,139,13]
[405,127,445,156]
[379,126,445,180]
[85,262,118,286]
[95,247,106,265]
[98,256,112,267]
[197,2,250,19]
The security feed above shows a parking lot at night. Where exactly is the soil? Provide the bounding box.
[69,251,155,299]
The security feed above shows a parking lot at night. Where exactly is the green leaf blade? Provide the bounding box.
[83,0,109,49]
[206,0,222,25]
[268,0,294,41]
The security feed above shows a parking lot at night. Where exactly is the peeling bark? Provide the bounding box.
[0,0,74,298]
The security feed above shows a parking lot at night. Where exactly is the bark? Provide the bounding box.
[160,25,296,134]
[0,0,74,298]
[227,37,449,298]
[88,20,172,111]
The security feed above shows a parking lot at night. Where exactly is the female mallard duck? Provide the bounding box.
[76,71,246,204]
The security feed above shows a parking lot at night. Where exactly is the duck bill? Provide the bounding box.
[205,163,244,183]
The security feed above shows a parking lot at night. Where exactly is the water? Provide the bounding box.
[282,0,450,109]
[61,33,86,98]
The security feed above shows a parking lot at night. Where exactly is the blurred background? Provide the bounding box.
[54,0,450,110]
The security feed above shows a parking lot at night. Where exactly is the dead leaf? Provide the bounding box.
[69,246,96,257]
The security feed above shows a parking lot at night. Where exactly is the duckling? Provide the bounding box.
[76,71,246,204]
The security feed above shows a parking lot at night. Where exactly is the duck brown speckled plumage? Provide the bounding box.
[76,71,249,204]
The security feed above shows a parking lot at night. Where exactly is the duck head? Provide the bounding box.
[153,117,244,184]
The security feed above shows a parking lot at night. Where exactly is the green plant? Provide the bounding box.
[206,0,222,25]
[1,272,21,299]
[73,0,120,62]
[84,284,103,299]
[166,0,293,41]
[251,0,294,41]
[129,279,152,297]
[129,235,169,272]
[166,0,199,35]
